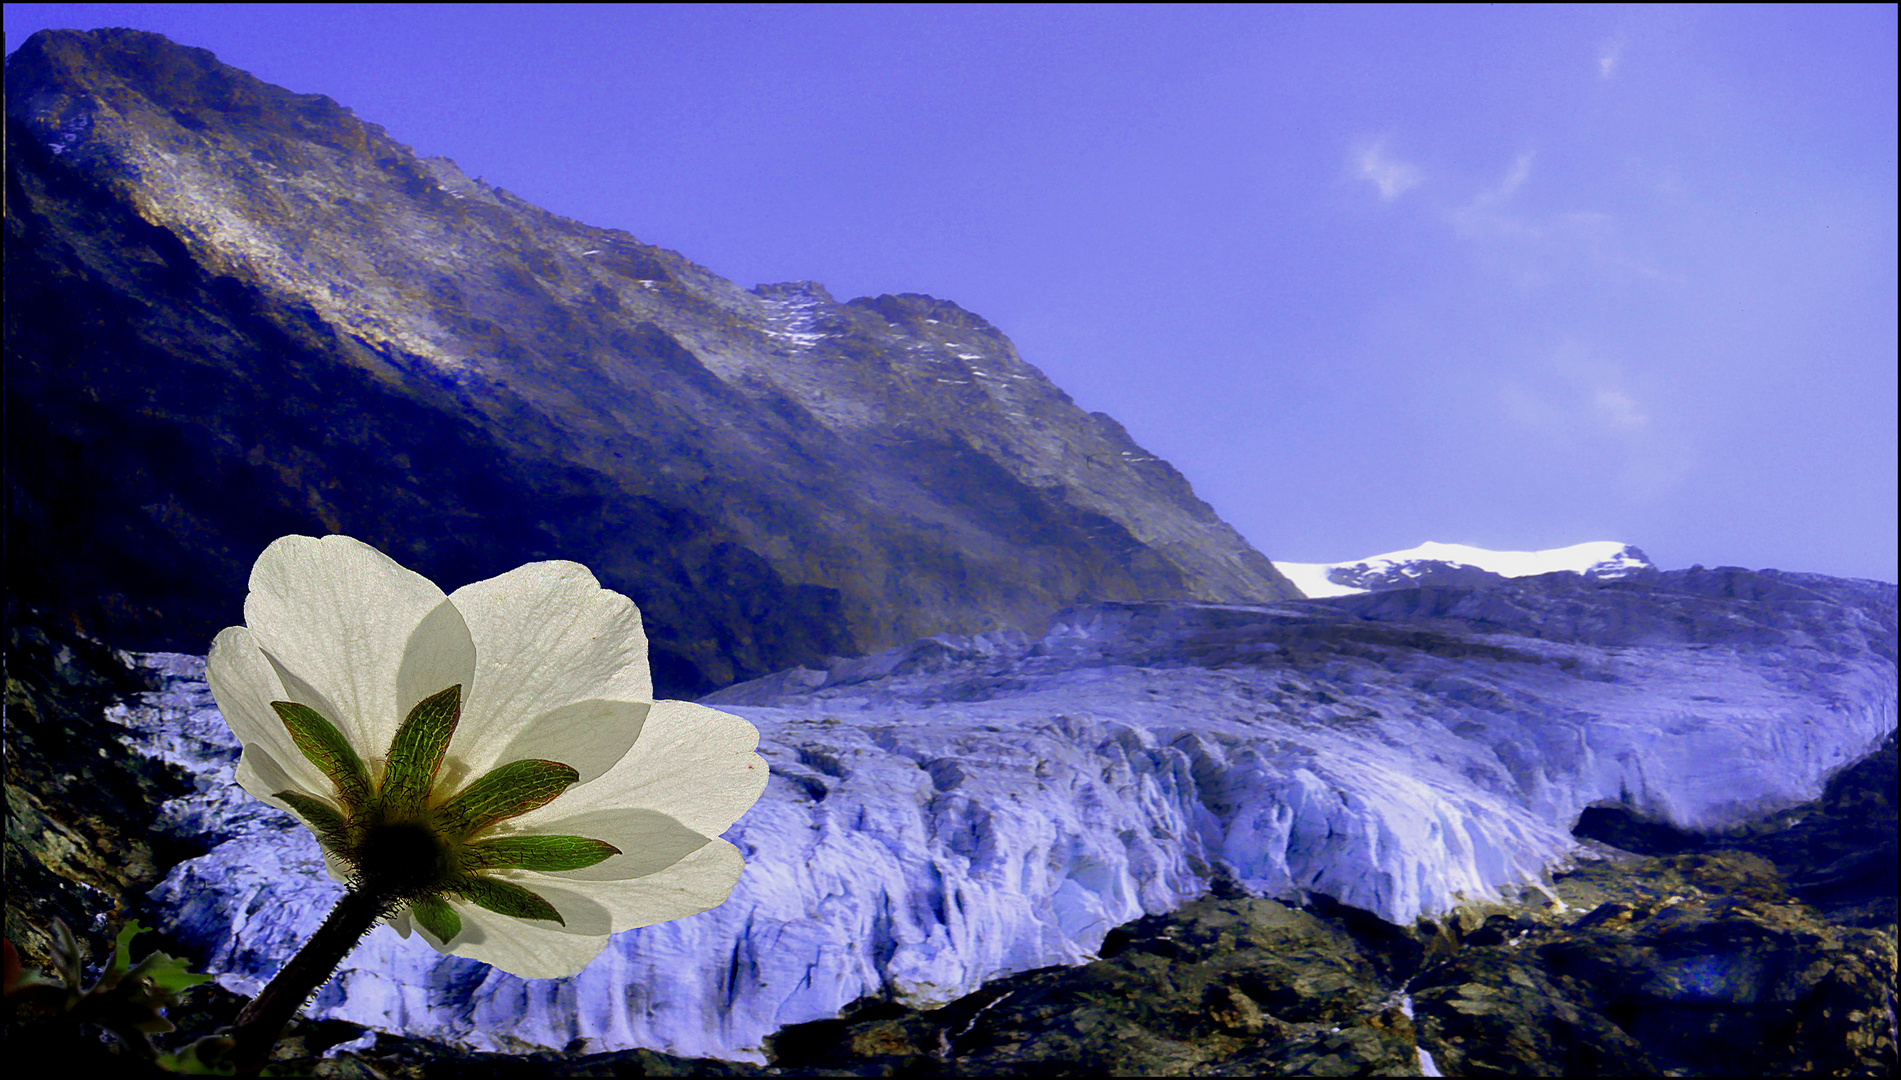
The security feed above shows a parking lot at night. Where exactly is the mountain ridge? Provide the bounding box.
[4,27,1295,694]
[1276,540,1656,598]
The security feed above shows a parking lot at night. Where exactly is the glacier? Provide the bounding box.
[113,567,1894,1063]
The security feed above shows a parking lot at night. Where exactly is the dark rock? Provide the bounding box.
[1574,730,1899,927]
[2,608,187,968]
[766,896,1421,1076]
[759,850,1897,1077]
[1403,851,1898,1077]
[4,27,1295,697]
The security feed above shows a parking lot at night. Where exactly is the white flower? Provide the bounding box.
[206,535,767,979]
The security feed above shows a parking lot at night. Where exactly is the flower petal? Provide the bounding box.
[469,699,649,789]
[210,626,336,802]
[445,562,650,779]
[535,837,745,932]
[241,535,453,756]
[234,741,315,819]
[509,700,766,840]
[432,843,739,978]
[433,906,601,979]
[394,599,477,738]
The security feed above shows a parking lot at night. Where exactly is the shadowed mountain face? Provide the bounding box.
[4,28,1295,694]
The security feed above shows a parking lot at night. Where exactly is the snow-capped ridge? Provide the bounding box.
[1275,541,1653,599]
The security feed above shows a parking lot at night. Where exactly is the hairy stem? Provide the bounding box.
[227,889,388,1074]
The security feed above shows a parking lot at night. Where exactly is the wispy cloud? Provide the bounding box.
[1353,139,1422,201]
[1443,155,1683,286]
[1598,36,1625,79]
[1498,343,1694,500]
[1448,151,1539,240]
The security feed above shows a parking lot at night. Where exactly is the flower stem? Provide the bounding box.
[227,888,388,1074]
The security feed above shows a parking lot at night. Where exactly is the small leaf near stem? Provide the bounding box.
[271,701,373,813]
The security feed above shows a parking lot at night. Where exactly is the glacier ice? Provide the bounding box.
[113,569,1894,1062]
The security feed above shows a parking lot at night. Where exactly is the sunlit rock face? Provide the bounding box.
[3,28,1294,694]
[117,567,1894,1063]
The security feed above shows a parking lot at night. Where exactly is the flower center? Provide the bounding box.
[357,820,452,900]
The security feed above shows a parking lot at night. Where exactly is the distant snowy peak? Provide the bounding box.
[1274,541,1655,599]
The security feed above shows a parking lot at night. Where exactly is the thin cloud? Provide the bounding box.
[1598,36,1625,79]
[1354,139,1422,201]
[1501,345,1651,438]
[1448,152,1539,240]
[1444,156,1683,286]
[1592,388,1649,431]
[1499,151,1533,197]
[1559,211,1685,284]
[1498,345,1692,501]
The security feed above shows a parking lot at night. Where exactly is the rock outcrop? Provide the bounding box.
[4,28,1295,695]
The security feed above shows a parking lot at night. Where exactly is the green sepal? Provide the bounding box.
[462,835,622,873]
[270,700,372,813]
[381,684,462,819]
[408,896,463,943]
[433,759,580,837]
[272,790,355,853]
[453,876,566,925]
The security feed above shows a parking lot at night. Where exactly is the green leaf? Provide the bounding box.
[434,759,580,837]
[106,917,146,985]
[462,835,621,873]
[155,1033,238,1075]
[380,684,462,819]
[408,896,462,943]
[271,700,372,813]
[125,948,214,997]
[273,790,355,853]
[453,876,565,925]
[48,918,82,991]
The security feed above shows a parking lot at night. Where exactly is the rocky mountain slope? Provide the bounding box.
[4,28,1294,695]
[70,566,1891,1067]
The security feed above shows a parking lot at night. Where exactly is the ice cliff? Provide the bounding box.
[117,567,1893,1063]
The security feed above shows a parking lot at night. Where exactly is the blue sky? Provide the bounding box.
[7,5,1896,581]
